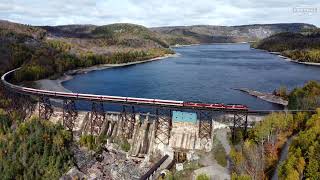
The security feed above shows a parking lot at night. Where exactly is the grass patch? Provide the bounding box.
[212,136,228,167]
[79,134,108,151]
[112,137,131,152]
[196,173,210,180]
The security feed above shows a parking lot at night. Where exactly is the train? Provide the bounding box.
[1,69,249,111]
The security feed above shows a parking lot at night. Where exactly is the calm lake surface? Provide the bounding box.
[63,43,320,110]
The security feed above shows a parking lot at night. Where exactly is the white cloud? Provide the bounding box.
[0,0,319,27]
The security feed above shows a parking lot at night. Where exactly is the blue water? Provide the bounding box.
[63,43,320,110]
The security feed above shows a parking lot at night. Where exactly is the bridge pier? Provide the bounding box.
[231,111,248,142]
[155,108,172,145]
[39,96,53,120]
[90,102,106,135]
[121,105,136,139]
[198,110,213,144]
[63,99,77,131]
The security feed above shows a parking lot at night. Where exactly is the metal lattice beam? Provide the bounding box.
[154,108,172,145]
[90,102,106,135]
[63,99,77,131]
[121,105,136,139]
[39,96,53,120]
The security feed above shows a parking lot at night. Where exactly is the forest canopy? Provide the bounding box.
[0,115,74,179]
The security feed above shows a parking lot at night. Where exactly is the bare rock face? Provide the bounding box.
[84,148,148,180]
[64,143,150,180]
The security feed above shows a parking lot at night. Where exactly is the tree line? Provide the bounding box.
[253,31,320,63]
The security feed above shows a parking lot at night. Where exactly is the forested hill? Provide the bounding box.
[0,20,173,81]
[253,30,320,63]
[150,23,317,45]
[42,22,317,46]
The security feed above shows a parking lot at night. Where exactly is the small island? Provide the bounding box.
[235,88,288,106]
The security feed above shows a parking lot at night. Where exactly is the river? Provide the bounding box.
[62,43,320,110]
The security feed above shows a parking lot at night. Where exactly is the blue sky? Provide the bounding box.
[1,0,319,27]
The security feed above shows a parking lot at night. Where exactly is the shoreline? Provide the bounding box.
[171,43,200,47]
[234,88,288,106]
[171,42,250,48]
[265,50,320,66]
[35,53,178,92]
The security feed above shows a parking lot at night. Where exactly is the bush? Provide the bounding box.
[120,139,131,152]
[79,134,97,150]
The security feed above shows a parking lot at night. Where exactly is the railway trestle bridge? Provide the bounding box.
[1,69,255,143]
[2,68,314,148]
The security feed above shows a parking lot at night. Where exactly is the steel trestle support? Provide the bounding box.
[121,105,136,139]
[198,110,213,143]
[90,102,106,135]
[232,111,248,142]
[39,96,53,120]
[154,108,172,145]
[63,99,78,131]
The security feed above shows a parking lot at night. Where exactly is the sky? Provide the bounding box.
[0,0,319,27]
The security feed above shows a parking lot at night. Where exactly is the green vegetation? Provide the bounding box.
[253,31,320,63]
[167,161,203,180]
[279,109,320,179]
[112,137,131,152]
[0,115,74,179]
[230,112,309,179]
[283,49,320,63]
[231,173,251,180]
[273,85,288,100]
[79,134,98,150]
[288,81,320,110]
[46,39,72,52]
[196,173,210,180]
[212,138,227,167]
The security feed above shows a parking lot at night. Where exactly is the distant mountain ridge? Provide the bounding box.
[39,22,317,45]
[150,23,317,45]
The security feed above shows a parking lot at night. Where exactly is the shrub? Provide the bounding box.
[79,134,97,150]
[120,139,131,152]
